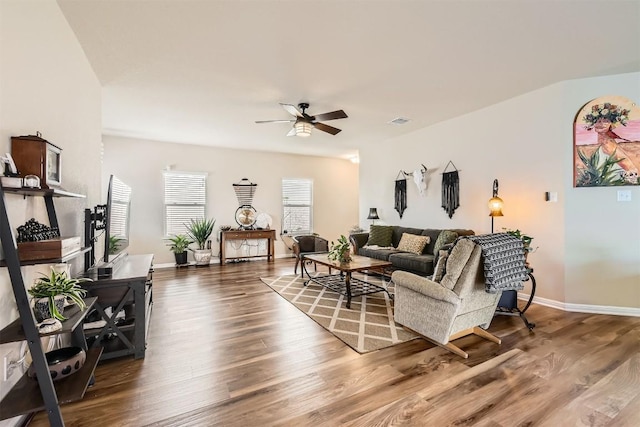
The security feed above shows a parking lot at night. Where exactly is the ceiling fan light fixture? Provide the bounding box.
[295,121,312,137]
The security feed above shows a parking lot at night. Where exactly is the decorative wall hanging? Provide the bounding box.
[574,96,639,187]
[400,164,428,196]
[233,178,258,229]
[394,171,407,219]
[441,161,460,218]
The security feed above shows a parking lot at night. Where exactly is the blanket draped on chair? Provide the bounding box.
[459,233,528,293]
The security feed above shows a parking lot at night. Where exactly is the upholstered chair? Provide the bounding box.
[392,238,506,358]
[292,235,329,274]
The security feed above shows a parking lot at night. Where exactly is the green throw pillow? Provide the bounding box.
[366,225,393,247]
[433,230,458,255]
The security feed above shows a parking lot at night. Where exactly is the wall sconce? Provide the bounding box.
[488,179,504,233]
[367,208,380,226]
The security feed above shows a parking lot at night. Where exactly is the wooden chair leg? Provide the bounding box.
[472,326,501,344]
[294,258,299,274]
[443,342,469,359]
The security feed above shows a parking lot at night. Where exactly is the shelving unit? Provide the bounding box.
[0,184,100,426]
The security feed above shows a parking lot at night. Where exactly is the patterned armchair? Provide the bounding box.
[392,238,505,358]
[292,235,329,274]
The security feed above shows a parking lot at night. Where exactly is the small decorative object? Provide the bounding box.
[28,346,86,381]
[186,217,216,265]
[574,96,639,187]
[10,133,62,189]
[28,267,91,321]
[255,212,272,229]
[37,318,62,334]
[16,218,60,243]
[488,179,504,233]
[219,225,233,231]
[328,235,352,263]
[441,161,460,219]
[165,234,193,266]
[23,174,40,188]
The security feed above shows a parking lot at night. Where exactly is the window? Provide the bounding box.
[282,178,312,235]
[164,171,207,236]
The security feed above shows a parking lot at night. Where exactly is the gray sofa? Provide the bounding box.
[349,226,474,276]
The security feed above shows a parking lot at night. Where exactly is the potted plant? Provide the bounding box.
[28,268,92,321]
[328,235,352,263]
[108,235,124,255]
[165,234,193,266]
[185,217,216,266]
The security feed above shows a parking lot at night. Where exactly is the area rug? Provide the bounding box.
[260,274,420,354]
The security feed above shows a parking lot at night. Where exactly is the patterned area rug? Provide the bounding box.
[260,274,420,354]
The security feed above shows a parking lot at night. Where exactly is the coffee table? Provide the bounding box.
[301,254,393,309]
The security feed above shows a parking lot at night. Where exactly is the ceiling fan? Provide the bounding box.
[255,103,348,137]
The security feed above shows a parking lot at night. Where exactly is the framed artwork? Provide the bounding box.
[574,95,640,187]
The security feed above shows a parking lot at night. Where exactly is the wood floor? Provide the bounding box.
[30,259,640,427]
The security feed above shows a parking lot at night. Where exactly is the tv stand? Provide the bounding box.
[81,254,154,360]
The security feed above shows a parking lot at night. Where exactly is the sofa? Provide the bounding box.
[349,225,474,276]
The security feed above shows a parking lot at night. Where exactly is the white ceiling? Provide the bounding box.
[58,0,640,160]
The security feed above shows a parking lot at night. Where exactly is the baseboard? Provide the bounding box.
[518,293,640,317]
[154,253,294,270]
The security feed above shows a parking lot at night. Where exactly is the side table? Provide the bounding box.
[495,267,536,330]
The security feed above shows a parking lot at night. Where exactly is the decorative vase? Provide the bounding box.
[28,346,86,381]
[34,295,65,322]
[174,252,188,266]
[193,249,212,266]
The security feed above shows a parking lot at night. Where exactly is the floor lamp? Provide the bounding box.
[488,179,504,233]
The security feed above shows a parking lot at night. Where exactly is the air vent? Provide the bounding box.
[389,117,411,125]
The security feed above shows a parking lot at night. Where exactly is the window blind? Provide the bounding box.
[282,178,312,235]
[164,171,207,236]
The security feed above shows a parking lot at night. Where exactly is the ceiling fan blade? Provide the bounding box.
[286,127,297,137]
[255,119,296,124]
[280,103,303,117]
[313,122,342,135]
[312,110,348,121]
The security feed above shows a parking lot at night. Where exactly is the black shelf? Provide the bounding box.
[0,297,97,345]
[0,246,91,267]
[0,347,102,420]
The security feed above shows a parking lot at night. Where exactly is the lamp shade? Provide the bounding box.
[367,208,380,220]
[294,121,312,137]
[488,196,504,217]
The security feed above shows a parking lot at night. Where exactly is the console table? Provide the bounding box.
[81,254,154,360]
[219,229,276,264]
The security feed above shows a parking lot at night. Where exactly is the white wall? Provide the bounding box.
[0,0,102,423]
[359,72,640,311]
[102,135,359,265]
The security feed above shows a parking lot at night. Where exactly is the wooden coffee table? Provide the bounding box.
[301,254,393,309]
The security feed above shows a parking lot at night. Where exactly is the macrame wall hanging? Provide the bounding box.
[394,171,407,219]
[441,161,460,218]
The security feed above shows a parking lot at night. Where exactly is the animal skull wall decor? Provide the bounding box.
[413,164,428,195]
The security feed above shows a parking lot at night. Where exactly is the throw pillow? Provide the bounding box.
[431,249,450,283]
[366,225,393,247]
[396,233,430,255]
[433,230,458,255]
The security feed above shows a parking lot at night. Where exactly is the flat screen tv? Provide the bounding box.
[104,175,132,263]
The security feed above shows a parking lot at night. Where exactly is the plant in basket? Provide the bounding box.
[28,268,92,321]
